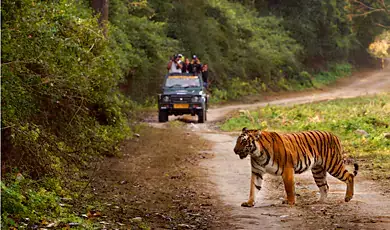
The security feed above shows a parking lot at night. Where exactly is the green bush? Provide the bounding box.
[209,77,265,103]
[312,63,352,87]
[210,62,352,103]
[1,174,89,228]
[2,0,131,173]
[1,0,131,226]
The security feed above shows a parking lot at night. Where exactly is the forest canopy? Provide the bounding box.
[109,0,389,99]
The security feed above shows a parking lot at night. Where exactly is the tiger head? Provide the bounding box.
[234,127,262,159]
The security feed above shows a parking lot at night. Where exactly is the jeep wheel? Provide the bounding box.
[198,109,205,123]
[158,110,168,122]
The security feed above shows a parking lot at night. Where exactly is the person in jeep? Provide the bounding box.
[182,58,191,73]
[167,55,183,73]
[190,55,202,75]
[201,63,209,88]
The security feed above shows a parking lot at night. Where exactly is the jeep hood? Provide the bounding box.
[162,87,203,95]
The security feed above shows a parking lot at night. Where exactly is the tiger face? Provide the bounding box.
[234,127,261,159]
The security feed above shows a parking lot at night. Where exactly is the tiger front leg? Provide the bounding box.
[282,168,295,205]
[241,172,263,207]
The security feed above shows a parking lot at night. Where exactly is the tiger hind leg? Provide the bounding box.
[328,162,359,202]
[311,165,329,202]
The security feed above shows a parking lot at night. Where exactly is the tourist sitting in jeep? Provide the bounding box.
[157,73,208,123]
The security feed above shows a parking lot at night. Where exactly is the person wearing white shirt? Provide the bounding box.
[167,54,183,74]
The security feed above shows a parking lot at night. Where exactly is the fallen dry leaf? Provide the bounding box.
[87,210,102,218]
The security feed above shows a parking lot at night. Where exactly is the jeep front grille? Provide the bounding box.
[170,95,192,103]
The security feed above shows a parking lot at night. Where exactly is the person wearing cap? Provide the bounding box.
[190,55,202,75]
[167,55,183,74]
[177,54,184,63]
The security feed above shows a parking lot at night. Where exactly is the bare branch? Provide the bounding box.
[349,8,387,18]
[351,0,377,10]
[375,23,390,28]
[68,98,85,126]
[351,0,390,15]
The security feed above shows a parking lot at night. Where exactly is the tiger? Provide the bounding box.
[233,127,359,207]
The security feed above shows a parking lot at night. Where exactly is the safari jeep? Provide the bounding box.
[157,73,208,123]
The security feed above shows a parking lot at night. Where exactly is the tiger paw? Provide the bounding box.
[282,199,295,205]
[344,196,353,202]
[241,201,255,207]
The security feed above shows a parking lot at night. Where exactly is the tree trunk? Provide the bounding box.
[91,0,109,36]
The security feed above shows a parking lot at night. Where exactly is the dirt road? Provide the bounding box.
[149,64,390,229]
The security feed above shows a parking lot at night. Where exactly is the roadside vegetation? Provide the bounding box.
[210,62,353,103]
[220,93,390,182]
[1,1,132,228]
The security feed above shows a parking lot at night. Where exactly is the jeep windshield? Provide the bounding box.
[165,76,201,88]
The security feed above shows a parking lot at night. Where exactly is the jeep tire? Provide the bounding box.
[198,109,206,123]
[158,110,168,122]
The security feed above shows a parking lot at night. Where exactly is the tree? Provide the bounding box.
[348,0,390,27]
[92,0,109,36]
[368,31,390,68]
[347,0,390,67]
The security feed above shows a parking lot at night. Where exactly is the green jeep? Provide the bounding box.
[157,73,208,123]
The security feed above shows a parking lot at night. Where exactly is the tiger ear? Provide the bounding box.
[255,130,262,139]
[242,127,248,132]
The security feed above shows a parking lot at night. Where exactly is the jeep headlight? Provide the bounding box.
[162,96,170,102]
[191,96,200,103]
